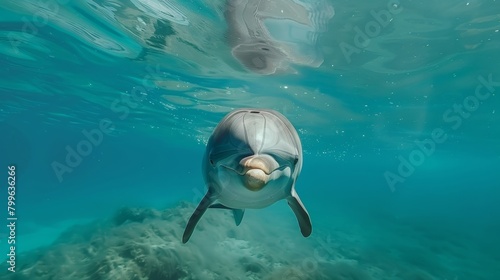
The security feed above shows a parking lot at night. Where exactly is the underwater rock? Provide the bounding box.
[113,207,160,225]
[0,203,417,280]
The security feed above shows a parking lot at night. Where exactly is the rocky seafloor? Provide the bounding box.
[0,202,492,280]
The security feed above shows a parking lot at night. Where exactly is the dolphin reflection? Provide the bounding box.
[225,0,334,74]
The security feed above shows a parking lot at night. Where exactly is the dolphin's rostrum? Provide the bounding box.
[183,108,312,243]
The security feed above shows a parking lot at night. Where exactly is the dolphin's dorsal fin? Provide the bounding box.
[232,209,245,226]
[209,204,245,226]
[287,188,312,237]
[208,203,231,209]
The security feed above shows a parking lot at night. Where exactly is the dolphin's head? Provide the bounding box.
[183,109,311,243]
[183,109,310,243]
[204,109,302,198]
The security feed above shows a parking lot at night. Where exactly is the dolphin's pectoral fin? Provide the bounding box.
[287,190,312,237]
[182,191,215,243]
[232,209,245,226]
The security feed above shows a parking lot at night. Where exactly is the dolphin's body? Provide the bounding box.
[182,109,312,243]
[225,0,334,74]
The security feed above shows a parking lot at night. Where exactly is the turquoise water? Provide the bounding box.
[1,0,499,279]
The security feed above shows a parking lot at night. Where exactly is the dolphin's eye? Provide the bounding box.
[209,159,214,166]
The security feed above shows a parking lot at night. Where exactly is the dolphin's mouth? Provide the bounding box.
[220,155,290,191]
[220,158,289,176]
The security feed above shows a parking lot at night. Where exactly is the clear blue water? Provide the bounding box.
[1,0,499,279]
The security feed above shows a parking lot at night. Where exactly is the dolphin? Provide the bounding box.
[225,0,334,74]
[182,108,312,243]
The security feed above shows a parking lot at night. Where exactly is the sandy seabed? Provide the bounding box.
[0,202,497,280]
